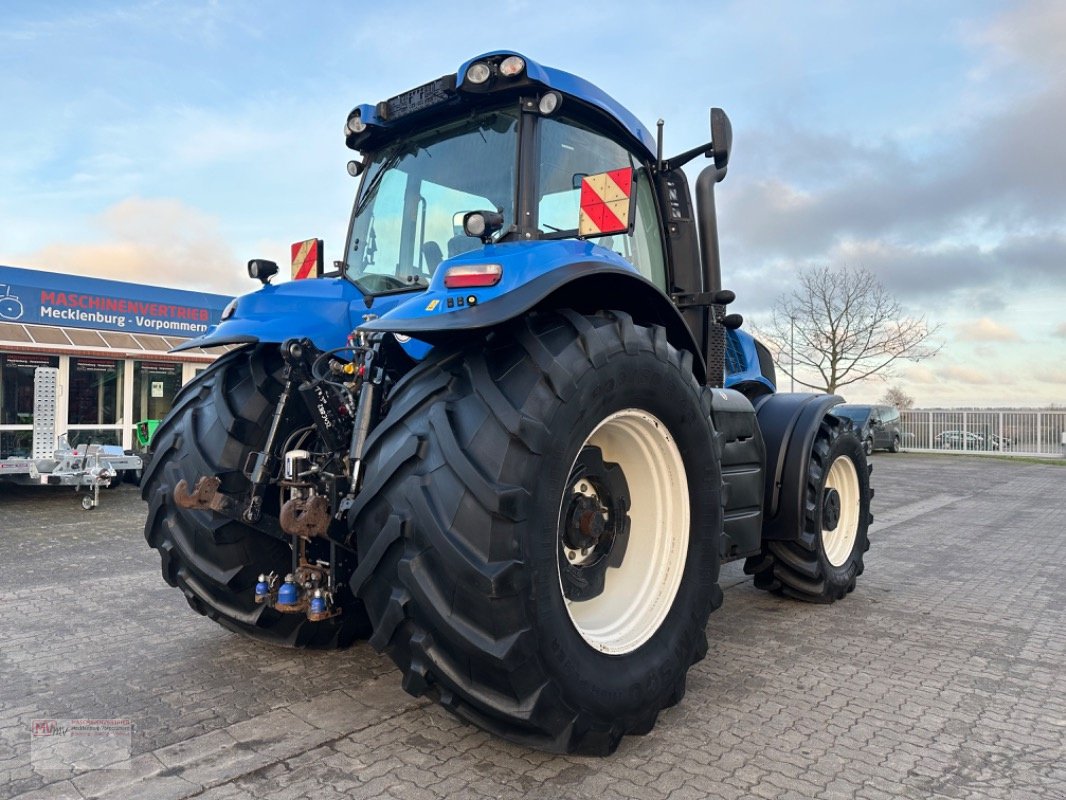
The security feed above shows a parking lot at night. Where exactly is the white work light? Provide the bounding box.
[346,111,366,135]
[499,56,525,77]
[539,91,562,116]
[466,62,491,84]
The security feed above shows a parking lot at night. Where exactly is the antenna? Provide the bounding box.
[656,119,664,173]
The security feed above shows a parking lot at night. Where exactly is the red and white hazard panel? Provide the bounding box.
[578,167,633,237]
[291,238,323,280]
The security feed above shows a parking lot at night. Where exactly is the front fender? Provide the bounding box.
[170,276,431,359]
[754,392,844,540]
[171,277,362,353]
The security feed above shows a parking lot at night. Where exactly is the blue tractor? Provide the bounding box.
[143,52,872,755]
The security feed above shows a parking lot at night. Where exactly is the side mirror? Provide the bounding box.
[710,108,732,177]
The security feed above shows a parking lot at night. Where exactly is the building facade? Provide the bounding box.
[0,264,232,457]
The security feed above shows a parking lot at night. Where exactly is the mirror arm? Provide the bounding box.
[661,140,713,173]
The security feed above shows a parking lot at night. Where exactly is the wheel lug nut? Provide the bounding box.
[567,551,576,561]
[579,483,588,492]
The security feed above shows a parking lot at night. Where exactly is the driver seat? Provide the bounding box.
[421,241,443,274]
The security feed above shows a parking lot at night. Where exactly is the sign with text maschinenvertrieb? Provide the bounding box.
[0,265,232,337]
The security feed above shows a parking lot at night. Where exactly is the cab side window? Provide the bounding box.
[536,116,667,290]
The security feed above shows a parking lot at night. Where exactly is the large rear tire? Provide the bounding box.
[350,311,722,754]
[142,345,369,648]
[744,414,872,603]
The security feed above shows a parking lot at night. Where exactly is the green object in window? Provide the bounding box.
[136,419,161,448]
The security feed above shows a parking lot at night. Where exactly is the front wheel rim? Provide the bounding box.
[558,409,689,655]
[821,455,861,567]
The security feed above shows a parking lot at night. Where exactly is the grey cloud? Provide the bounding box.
[976,0,1066,72]
[830,234,1066,298]
[722,231,1066,319]
[724,84,1066,261]
[716,4,1066,307]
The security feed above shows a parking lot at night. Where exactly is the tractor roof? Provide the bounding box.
[345,51,657,159]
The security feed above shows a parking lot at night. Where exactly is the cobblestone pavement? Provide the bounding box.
[1,454,1064,800]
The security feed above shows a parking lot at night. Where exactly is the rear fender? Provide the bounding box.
[754,392,844,541]
[360,240,706,382]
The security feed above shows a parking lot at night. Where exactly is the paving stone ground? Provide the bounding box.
[1,453,1064,799]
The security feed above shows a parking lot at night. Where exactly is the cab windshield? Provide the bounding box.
[345,108,519,295]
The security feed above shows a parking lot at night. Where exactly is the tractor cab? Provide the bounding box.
[342,51,753,392]
[342,52,667,296]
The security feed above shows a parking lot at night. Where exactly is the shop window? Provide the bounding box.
[0,353,59,425]
[69,357,124,426]
[133,361,183,423]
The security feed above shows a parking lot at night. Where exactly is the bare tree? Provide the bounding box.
[879,385,915,410]
[757,265,941,394]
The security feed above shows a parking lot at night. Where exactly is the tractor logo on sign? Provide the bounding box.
[0,284,24,320]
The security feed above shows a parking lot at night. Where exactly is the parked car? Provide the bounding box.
[830,404,902,454]
[935,431,1011,451]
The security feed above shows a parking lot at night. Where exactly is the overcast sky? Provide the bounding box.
[1,0,1063,407]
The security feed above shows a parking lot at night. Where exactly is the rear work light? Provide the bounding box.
[442,263,502,289]
[499,55,525,77]
[466,62,491,84]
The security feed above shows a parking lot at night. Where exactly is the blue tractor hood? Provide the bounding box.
[172,276,371,354]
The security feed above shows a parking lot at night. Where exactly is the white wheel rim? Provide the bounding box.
[558,409,689,655]
[822,455,860,567]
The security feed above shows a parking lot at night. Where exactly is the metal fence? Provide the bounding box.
[900,409,1066,458]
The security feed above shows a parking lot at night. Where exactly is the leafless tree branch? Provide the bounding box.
[754,265,942,394]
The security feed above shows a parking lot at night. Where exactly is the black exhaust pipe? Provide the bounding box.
[695,164,726,299]
[693,108,733,387]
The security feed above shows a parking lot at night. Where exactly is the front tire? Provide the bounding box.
[889,434,901,453]
[745,414,872,603]
[350,311,722,754]
[141,345,368,648]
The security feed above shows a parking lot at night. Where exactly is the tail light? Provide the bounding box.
[443,263,502,289]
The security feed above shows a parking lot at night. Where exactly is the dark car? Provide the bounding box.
[830,404,903,454]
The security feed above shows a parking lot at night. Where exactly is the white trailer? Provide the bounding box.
[0,367,141,508]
